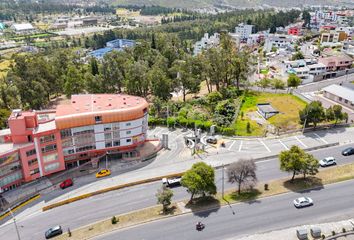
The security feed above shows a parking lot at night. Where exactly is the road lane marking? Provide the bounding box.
[238,141,243,152]
[278,139,289,150]
[294,136,308,148]
[259,139,271,152]
[228,140,236,150]
[313,133,328,144]
[256,159,273,164]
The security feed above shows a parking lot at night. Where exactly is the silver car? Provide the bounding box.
[293,197,313,208]
[319,157,336,167]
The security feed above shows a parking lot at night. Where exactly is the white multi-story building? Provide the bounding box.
[235,23,254,41]
[193,33,220,55]
[264,34,295,52]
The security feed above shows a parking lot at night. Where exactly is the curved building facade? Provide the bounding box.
[0,94,149,192]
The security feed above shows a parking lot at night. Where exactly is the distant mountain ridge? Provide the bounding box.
[110,0,353,9]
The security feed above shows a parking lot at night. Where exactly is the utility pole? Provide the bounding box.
[9,208,21,240]
[105,153,108,169]
[166,106,169,129]
[222,164,225,199]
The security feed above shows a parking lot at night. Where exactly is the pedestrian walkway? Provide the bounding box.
[234,218,354,240]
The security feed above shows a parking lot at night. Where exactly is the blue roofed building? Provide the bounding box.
[89,47,114,59]
[89,39,136,59]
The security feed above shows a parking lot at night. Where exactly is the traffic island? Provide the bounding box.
[54,204,181,240]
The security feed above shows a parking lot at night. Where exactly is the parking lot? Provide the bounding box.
[224,132,332,154]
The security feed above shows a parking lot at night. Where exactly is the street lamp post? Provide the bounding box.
[9,208,21,240]
[222,164,225,199]
[105,153,108,169]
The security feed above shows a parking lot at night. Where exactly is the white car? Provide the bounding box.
[293,197,313,208]
[319,157,336,167]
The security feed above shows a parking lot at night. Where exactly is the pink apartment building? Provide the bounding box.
[318,55,353,71]
[0,94,149,192]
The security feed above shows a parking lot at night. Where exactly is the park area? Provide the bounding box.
[234,92,307,136]
[150,88,307,137]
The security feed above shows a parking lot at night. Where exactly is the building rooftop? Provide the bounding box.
[55,94,149,129]
[322,84,354,103]
[89,47,114,58]
[257,103,279,114]
[0,142,33,155]
[34,120,56,134]
[0,129,10,137]
[11,23,35,31]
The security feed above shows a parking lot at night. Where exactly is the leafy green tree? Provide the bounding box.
[89,57,99,76]
[149,66,172,101]
[326,106,335,122]
[63,65,84,97]
[279,145,318,181]
[299,101,326,128]
[156,186,174,213]
[272,79,285,91]
[257,78,271,91]
[0,108,10,129]
[302,10,311,28]
[301,153,319,179]
[332,105,344,125]
[170,57,202,102]
[181,162,216,201]
[292,51,304,60]
[100,51,129,93]
[7,54,53,109]
[125,60,150,97]
[287,74,301,90]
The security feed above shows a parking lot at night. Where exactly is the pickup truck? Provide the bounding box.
[162,177,182,187]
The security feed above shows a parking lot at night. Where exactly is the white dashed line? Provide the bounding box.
[228,140,236,150]
[294,136,308,148]
[313,133,328,144]
[238,141,243,152]
[259,139,271,152]
[278,139,289,150]
[256,159,273,164]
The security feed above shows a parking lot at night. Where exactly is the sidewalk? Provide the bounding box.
[234,219,354,240]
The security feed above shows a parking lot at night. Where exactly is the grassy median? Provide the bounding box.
[54,162,354,239]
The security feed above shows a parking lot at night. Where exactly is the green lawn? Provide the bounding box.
[234,91,307,136]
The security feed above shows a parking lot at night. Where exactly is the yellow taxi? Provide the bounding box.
[95,169,111,178]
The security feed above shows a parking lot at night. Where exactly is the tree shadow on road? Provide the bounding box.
[283,177,324,193]
[185,196,221,218]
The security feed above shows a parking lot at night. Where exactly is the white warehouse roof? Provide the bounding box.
[322,84,354,103]
[12,23,35,31]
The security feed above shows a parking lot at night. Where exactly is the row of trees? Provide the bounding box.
[255,74,302,92]
[300,101,349,128]
[82,9,300,50]
[1,32,251,112]
[0,1,115,21]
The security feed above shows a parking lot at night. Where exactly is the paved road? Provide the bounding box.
[1,144,353,240]
[96,179,354,240]
[297,73,354,93]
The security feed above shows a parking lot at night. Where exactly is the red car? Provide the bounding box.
[59,179,73,189]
